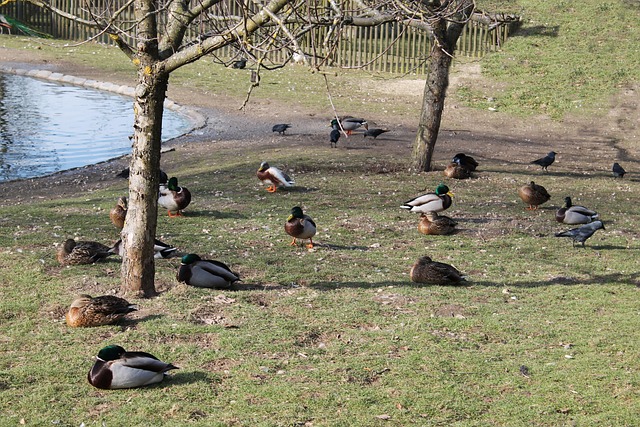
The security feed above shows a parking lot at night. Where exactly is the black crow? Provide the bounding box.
[530,151,556,171]
[363,128,390,139]
[612,162,626,178]
[272,124,292,135]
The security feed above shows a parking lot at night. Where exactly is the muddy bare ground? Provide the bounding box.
[0,48,637,208]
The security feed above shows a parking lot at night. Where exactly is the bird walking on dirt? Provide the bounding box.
[272,124,291,135]
[555,220,605,248]
[363,128,389,139]
[530,151,556,172]
[612,162,626,178]
[330,121,341,148]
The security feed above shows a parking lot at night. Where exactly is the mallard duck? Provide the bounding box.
[57,239,114,266]
[66,294,137,327]
[331,117,368,136]
[555,197,599,225]
[612,162,626,178]
[272,124,291,135]
[177,254,240,289]
[410,256,467,285]
[518,181,551,210]
[363,128,389,139]
[88,345,178,390]
[452,153,478,172]
[555,220,605,248]
[443,163,471,179]
[109,238,178,259]
[256,162,295,192]
[417,212,457,235]
[285,206,317,248]
[401,184,453,214]
[158,177,191,217]
[110,196,128,230]
[530,151,556,171]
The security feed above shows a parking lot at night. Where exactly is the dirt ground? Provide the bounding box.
[0,48,637,208]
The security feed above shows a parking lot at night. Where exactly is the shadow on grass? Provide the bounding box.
[167,370,213,386]
[179,210,247,219]
[474,271,640,288]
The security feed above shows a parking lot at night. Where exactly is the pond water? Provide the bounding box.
[0,73,192,182]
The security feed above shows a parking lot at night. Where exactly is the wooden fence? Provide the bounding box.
[0,1,520,75]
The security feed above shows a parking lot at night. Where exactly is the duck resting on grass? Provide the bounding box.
[256,162,295,192]
[158,177,191,217]
[109,238,178,259]
[66,295,137,327]
[452,153,478,172]
[555,196,599,225]
[444,163,471,180]
[88,345,178,390]
[417,212,457,236]
[57,239,114,266]
[177,254,240,289]
[410,256,467,285]
[518,181,551,210]
[285,206,317,248]
[401,184,454,214]
[110,196,127,230]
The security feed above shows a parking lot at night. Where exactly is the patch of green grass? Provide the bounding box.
[1,6,640,422]
[465,0,640,119]
[1,135,639,425]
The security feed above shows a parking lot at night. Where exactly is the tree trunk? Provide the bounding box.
[120,69,168,298]
[120,0,165,297]
[412,2,472,172]
[412,24,452,172]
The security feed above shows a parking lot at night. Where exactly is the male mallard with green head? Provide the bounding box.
[256,162,295,192]
[88,345,178,389]
[285,206,317,248]
[555,196,599,225]
[417,212,457,236]
[177,254,240,289]
[518,181,551,210]
[410,256,467,285]
[401,184,454,214]
[57,239,114,266]
[66,295,137,327]
[109,196,128,230]
[158,177,191,217]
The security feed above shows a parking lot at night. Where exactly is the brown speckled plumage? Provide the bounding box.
[66,294,137,327]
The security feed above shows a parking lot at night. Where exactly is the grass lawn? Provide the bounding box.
[1,0,640,425]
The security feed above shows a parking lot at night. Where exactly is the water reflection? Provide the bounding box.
[0,73,190,182]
